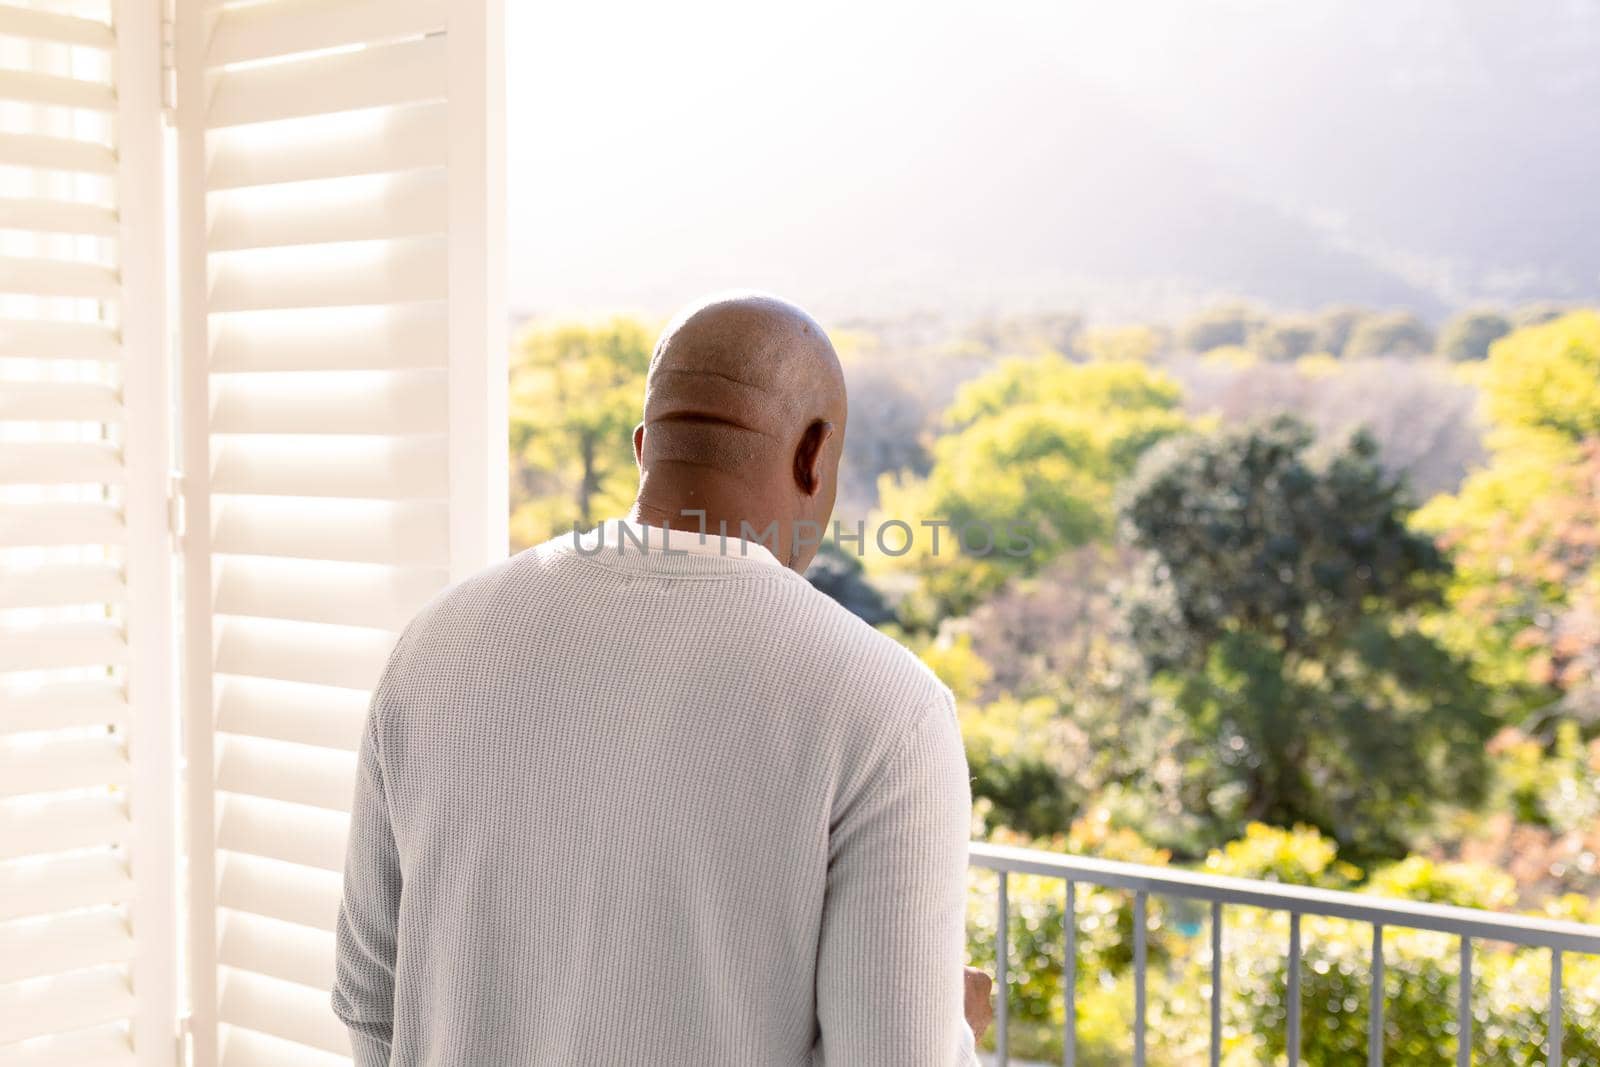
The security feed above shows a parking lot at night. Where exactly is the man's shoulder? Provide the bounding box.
[784,578,955,719]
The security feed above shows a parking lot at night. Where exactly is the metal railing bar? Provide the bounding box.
[1369,923,1384,1067]
[968,844,1600,955]
[996,870,1009,1067]
[1457,937,1472,1067]
[1064,879,1076,1067]
[1550,948,1563,1066]
[1287,911,1302,1065]
[1133,889,1148,1067]
[1210,899,1222,1067]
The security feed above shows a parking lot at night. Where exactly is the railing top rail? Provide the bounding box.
[969,841,1600,955]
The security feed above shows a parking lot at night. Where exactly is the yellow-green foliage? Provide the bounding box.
[1293,352,1342,377]
[1365,854,1517,910]
[872,357,1189,619]
[1414,311,1600,699]
[1202,822,1361,888]
[917,628,993,705]
[1201,343,1258,368]
[1480,310,1600,452]
[1077,324,1168,364]
[509,317,654,548]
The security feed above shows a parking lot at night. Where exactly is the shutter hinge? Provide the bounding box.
[176,1012,193,1066]
[168,470,186,544]
[160,13,176,124]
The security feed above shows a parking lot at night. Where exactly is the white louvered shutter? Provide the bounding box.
[0,2,176,1067]
[172,2,506,1065]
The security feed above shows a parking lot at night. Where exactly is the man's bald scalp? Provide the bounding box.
[641,293,845,474]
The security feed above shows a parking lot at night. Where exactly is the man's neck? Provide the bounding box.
[628,484,800,569]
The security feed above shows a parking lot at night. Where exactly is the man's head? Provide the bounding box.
[630,292,847,572]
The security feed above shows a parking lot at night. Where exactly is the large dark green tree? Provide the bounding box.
[1118,416,1492,859]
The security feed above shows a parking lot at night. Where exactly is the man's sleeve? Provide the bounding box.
[331,696,402,1067]
[815,694,977,1066]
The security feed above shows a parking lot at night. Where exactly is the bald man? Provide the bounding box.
[332,294,988,1066]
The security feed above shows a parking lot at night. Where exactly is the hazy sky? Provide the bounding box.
[506,1,1600,322]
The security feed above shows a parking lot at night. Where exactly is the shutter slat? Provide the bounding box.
[215,676,368,752]
[208,168,447,252]
[216,1025,349,1067]
[0,502,122,548]
[219,911,335,990]
[0,1022,133,1066]
[0,198,118,237]
[0,70,115,111]
[211,496,447,565]
[0,966,135,1045]
[208,235,447,312]
[0,681,126,736]
[211,302,445,372]
[0,256,120,301]
[0,441,122,485]
[0,793,128,860]
[211,368,446,435]
[215,557,441,631]
[0,318,120,361]
[0,852,132,921]
[0,382,122,422]
[0,908,132,984]
[0,133,116,176]
[0,620,125,673]
[217,794,348,872]
[0,5,115,49]
[214,617,393,690]
[216,735,356,812]
[207,100,448,190]
[0,562,124,610]
[211,433,447,499]
[208,35,448,128]
[209,0,446,67]
[217,853,342,931]
[0,735,128,798]
[219,974,351,1059]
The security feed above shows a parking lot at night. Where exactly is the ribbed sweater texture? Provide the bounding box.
[332,531,977,1066]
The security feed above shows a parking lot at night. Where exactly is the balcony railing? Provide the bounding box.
[969,842,1600,1067]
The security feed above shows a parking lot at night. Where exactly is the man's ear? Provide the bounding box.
[632,422,645,468]
[793,420,835,497]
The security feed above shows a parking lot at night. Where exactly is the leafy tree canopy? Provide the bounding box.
[1436,307,1511,362]
[1416,313,1600,714]
[509,318,652,546]
[1479,309,1600,451]
[1119,416,1491,858]
[1342,310,1433,359]
[874,357,1189,620]
[1177,302,1266,354]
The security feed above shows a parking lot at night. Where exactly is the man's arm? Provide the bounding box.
[331,700,402,1067]
[815,694,977,1066]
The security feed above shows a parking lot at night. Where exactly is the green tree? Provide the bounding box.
[1436,308,1511,361]
[1247,317,1318,362]
[509,318,652,548]
[1343,310,1433,359]
[1478,310,1600,449]
[1077,323,1168,363]
[1178,302,1266,354]
[874,357,1190,621]
[1119,416,1492,858]
[1416,312,1600,717]
[1312,305,1370,358]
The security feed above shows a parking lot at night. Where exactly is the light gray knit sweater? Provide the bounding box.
[332,525,978,1066]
